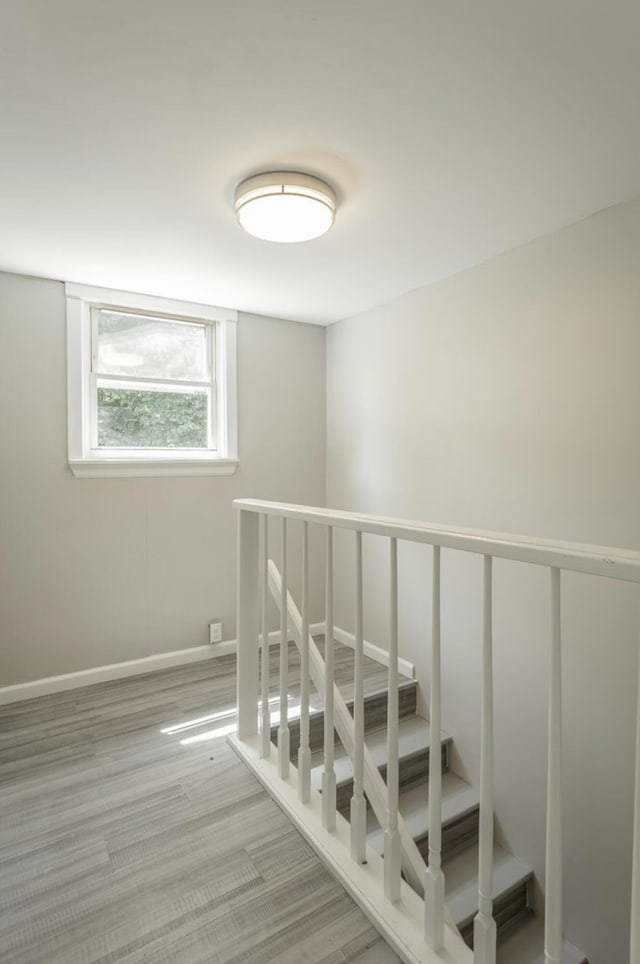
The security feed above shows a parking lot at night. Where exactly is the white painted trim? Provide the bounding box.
[0,623,392,706]
[0,623,326,705]
[254,623,326,652]
[256,618,414,679]
[0,644,234,705]
[66,283,239,479]
[66,294,87,461]
[331,625,415,680]
[65,282,238,324]
[68,458,238,479]
[258,622,326,648]
[228,733,472,964]
[235,499,640,584]
[219,318,238,460]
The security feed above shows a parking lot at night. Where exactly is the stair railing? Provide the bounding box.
[233,499,640,964]
[267,557,429,893]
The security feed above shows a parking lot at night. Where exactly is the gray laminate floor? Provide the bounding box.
[0,642,401,963]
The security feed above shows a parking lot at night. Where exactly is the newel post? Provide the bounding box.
[237,507,260,740]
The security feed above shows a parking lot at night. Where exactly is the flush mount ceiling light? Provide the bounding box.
[234,171,336,243]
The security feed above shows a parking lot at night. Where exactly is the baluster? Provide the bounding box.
[350,530,366,862]
[631,597,640,964]
[384,537,401,902]
[545,567,563,964]
[260,514,271,758]
[298,522,311,803]
[237,508,259,741]
[474,555,497,963]
[277,517,290,779]
[424,545,445,951]
[322,526,337,830]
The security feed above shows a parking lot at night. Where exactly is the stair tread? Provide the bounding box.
[308,675,416,711]
[271,678,417,729]
[309,716,450,789]
[497,918,587,963]
[444,843,533,929]
[366,772,479,852]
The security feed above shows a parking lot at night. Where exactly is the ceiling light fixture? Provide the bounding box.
[234,171,336,243]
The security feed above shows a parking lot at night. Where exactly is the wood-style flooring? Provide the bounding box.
[0,642,400,963]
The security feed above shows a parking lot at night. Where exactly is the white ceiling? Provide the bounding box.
[1,1,639,325]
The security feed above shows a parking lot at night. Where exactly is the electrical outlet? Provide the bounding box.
[209,620,222,644]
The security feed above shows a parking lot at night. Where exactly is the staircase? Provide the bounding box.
[272,643,587,963]
[232,499,640,964]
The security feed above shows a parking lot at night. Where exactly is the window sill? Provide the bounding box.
[69,458,239,479]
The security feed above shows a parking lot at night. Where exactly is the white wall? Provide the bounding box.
[326,197,640,964]
[0,271,326,686]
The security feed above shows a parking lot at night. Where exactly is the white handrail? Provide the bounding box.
[234,499,640,584]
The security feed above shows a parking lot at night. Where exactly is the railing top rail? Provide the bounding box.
[234,499,640,584]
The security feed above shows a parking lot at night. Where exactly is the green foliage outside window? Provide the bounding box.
[97,388,208,448]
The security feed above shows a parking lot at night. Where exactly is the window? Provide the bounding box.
[66,284,238,477]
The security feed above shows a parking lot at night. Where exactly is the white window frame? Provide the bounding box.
[89,308,217,454]
[66,283,238,478]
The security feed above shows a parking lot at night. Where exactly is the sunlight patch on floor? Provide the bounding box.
[160,694,302,746]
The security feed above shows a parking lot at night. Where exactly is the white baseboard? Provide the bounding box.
[259,623,325,649]
[260,623,415,682]
[0,621,411,706]
[0,643,234,706]
[0,624,325,706]
[330,625,415,680]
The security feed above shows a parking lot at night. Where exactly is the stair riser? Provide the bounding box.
[414,807,480,865]
[272,682,418,759]
[459,880,532,949]
[336,743,450,815]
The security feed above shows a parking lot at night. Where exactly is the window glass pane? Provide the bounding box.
[97,384,209,448]
[96,311,210,381]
